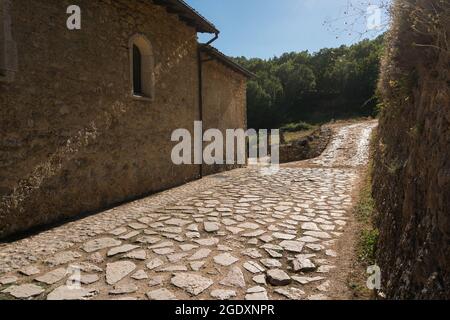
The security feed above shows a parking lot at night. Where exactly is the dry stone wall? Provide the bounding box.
[373,0,449,299]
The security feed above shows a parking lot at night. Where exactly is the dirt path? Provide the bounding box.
[0,121,378,300]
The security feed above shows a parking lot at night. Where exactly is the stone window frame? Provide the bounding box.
[129,34,155,102]
[0,0,17,83]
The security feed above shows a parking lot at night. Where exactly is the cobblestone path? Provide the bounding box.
[0,121,378,300]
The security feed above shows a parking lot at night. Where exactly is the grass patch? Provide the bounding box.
[355,162,379,265]
[280,121,314,133]
[359,228,379,265]
[347,166,379,298]
[280,121,318,144]
[283,128,317,144]
[354,175,376,223]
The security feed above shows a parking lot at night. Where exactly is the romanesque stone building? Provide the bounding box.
[0,0,252,238]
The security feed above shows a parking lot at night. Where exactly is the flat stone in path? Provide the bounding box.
[168,253,189,263]
[301,222,320,231]
[292,276,325,285]
[165,218,191,227]
[75,274,100,285]
[3,284,44,299]
[131,270,148,280]
[83,238,122,253]
[194,238,219,246]
[190,261,206,271]
[73,262,103,273]
[306,243,324,251]
[325,249,338,257]
[210,289,237,300]
[171,274,214,296]
[307,294,329,300]
[47,286,98,300]
[243,261,265,274]
[154,248,175,255]
[279,240,305,253]
[147,288,177,300]
[245,292,269,300]
[45,251,82,267]
[253,275,267,285]
[317,265,336,273]
[261,243,283,251]
[245,287,269,300]
[242,230,266,238]
[242,248,263,259]
[260,234,275,243]
[218,245,233,252]
[226,227,244,234]
[265,249,283,258]
[239,222,260,230]
[136,236,160,245]
[317,280,331,292]
[260,259,282,269]
[147,276,166,288]
[275,287,305,300]
[124,250,147,260]
[180,244,198,252]
[107,245,140,257]
[106,261,136,285]
[89,252,105,264]
[220,267,246,288]
[267,269,292,286]
[109,283,138,295]
[147,258,164,270]
[0,276,18,285]
[149,241,173,249]
[19,266,40,276]
[272,233,296,240]
[186,232,201,239]
[204,222,220,233]
[189,249,212,261]
[35,268,67,285]
[129,223,147,230]
[292,257,317,273]
[109,227,128,236]
[304,231,332,239]
[298,236,320,243]
[213,253,239,266]
[157,265,188,273]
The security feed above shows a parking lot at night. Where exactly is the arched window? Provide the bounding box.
[133,45,142,94]
[129,34,154,100]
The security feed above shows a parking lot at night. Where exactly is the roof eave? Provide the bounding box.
[153,0,219,34]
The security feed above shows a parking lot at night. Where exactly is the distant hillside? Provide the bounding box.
[234,35,384,129]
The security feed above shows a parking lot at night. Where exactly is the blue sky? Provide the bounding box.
[186,0,389,59]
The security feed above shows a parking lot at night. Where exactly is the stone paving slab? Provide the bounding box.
[0,121,377,300]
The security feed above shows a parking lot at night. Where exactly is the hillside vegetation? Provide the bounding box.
[234,36,384,129]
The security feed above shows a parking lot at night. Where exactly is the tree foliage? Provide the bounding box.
[234,35,385,129]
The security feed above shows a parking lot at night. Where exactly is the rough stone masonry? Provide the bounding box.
[0,0,250,238]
